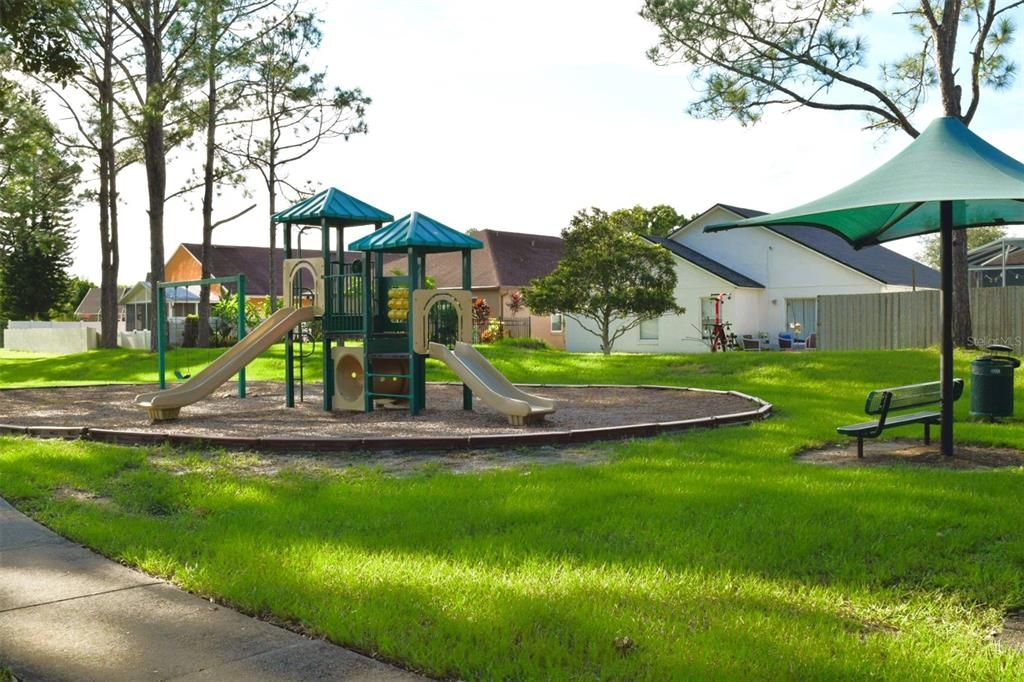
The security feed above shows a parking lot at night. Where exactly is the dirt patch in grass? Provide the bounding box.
[152,445,610,478]
[993,611,1024,652]
[53,485,114,507]
[796,439,1024,469]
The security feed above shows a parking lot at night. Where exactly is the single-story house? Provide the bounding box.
[119,282,211,332]
[564,203,940,353]
[164,243,337,306]
[383,229,566,348]
[967,237,1024,288]
[74,286,128,322]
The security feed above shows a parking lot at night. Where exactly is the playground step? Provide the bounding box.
[367,391,412,399]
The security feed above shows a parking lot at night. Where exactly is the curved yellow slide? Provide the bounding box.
[135,306,316,421]
[429,341,556,425]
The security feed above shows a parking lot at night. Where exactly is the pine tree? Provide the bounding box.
[0,81,80,320]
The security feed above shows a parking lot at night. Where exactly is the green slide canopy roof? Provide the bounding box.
[705,117,1024,246]
[350,212,484,253]
[272,187,394,227]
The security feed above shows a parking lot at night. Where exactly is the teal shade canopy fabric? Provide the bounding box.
[349,212,484,253]
[272,187,394,227]
[705,118,1024,246]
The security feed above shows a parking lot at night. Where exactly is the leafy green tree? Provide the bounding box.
[0,0,79,79]
[0,82,80,320]
[38,0,136,347]
[641,0,1024,347]
[226,7,370,313]
[919,225,1006,269]
[181,0,274,346]
[211,289,261,338]
[50,276,97,319]
[525,208,683,354]
[114,0,201,349]
[610,204,684,238]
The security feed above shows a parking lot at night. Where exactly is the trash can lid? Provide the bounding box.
[975,355,1021,367]
[986,343,1014,353]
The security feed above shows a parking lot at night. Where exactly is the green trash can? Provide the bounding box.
[970,344,1020,418]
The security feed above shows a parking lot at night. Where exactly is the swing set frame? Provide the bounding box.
[155,275,247,396]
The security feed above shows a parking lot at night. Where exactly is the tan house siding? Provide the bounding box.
[164,245,225,299]
[494,287,564,349]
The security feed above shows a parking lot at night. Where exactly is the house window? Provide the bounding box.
[639,317,659,341]
[699,297,716,334]
[550,313,563,333]
[785,298,816,338]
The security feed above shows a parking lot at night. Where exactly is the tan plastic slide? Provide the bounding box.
[429,341,556,425]
[135,306,316,421]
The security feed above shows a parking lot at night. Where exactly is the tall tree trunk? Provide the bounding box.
[140,9,167,352]
[933,0,973,347]
[98,115,114,346]
[97,0,119,349]
[198,31,216,347]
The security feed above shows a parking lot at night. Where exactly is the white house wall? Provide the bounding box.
[676,206,892,337]
[563,205,928,354]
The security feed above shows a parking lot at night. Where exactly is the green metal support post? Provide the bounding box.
[462,249,473,411]
[321,218,333,411]
[408,247,421,415]
[237,275,246,398]
[157,282,166,389]
[284,223,295,407]
[414,252,427,410]
[363,251,374,414]
[155,275,246,396]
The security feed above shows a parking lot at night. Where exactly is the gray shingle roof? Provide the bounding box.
[645,236,764,288]
[180,244,358,297]
[383,229,565,289]
[715,204,940,288]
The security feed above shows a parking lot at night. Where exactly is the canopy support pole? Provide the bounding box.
[940,200,954,458]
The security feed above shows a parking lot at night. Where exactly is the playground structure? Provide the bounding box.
[136,187,556,425]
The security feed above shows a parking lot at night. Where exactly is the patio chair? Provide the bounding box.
[792,332,817,351]
[741,334,762,351]
[778,333,793,350]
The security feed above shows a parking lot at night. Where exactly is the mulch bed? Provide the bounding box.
[796,439,1024,469]
[0,382,768,451]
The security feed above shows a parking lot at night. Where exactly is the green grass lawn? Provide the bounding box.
[0,345,296,387]
[1,346,1023,679]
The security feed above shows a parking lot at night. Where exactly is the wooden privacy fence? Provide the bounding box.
[817,288,1024,351]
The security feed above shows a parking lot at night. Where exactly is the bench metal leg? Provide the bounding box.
[857,437,864,459]
[924,423,931,445]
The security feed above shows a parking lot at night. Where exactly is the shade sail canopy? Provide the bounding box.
[349,212,484,253]
[705,118,1024,246]
[272,187,394,227]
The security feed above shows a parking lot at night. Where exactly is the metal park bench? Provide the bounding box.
[837,379,964,458]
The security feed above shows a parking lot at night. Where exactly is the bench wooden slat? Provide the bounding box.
[838,379,963,458]
[865,379,963,414]
[837,411,941,436]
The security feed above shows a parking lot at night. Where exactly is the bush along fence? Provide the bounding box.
[817,288,1024,351]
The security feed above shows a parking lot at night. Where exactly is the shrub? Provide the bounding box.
[494,336,551,350]
[480,318,505,343]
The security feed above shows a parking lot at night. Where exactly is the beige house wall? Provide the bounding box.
[452,286,565,349]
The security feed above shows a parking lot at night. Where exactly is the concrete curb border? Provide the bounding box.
[1,385,772,453]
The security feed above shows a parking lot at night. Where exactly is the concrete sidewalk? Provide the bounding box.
[0,498,421,681]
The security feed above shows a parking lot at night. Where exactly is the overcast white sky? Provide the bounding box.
[67,0,1024,283]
